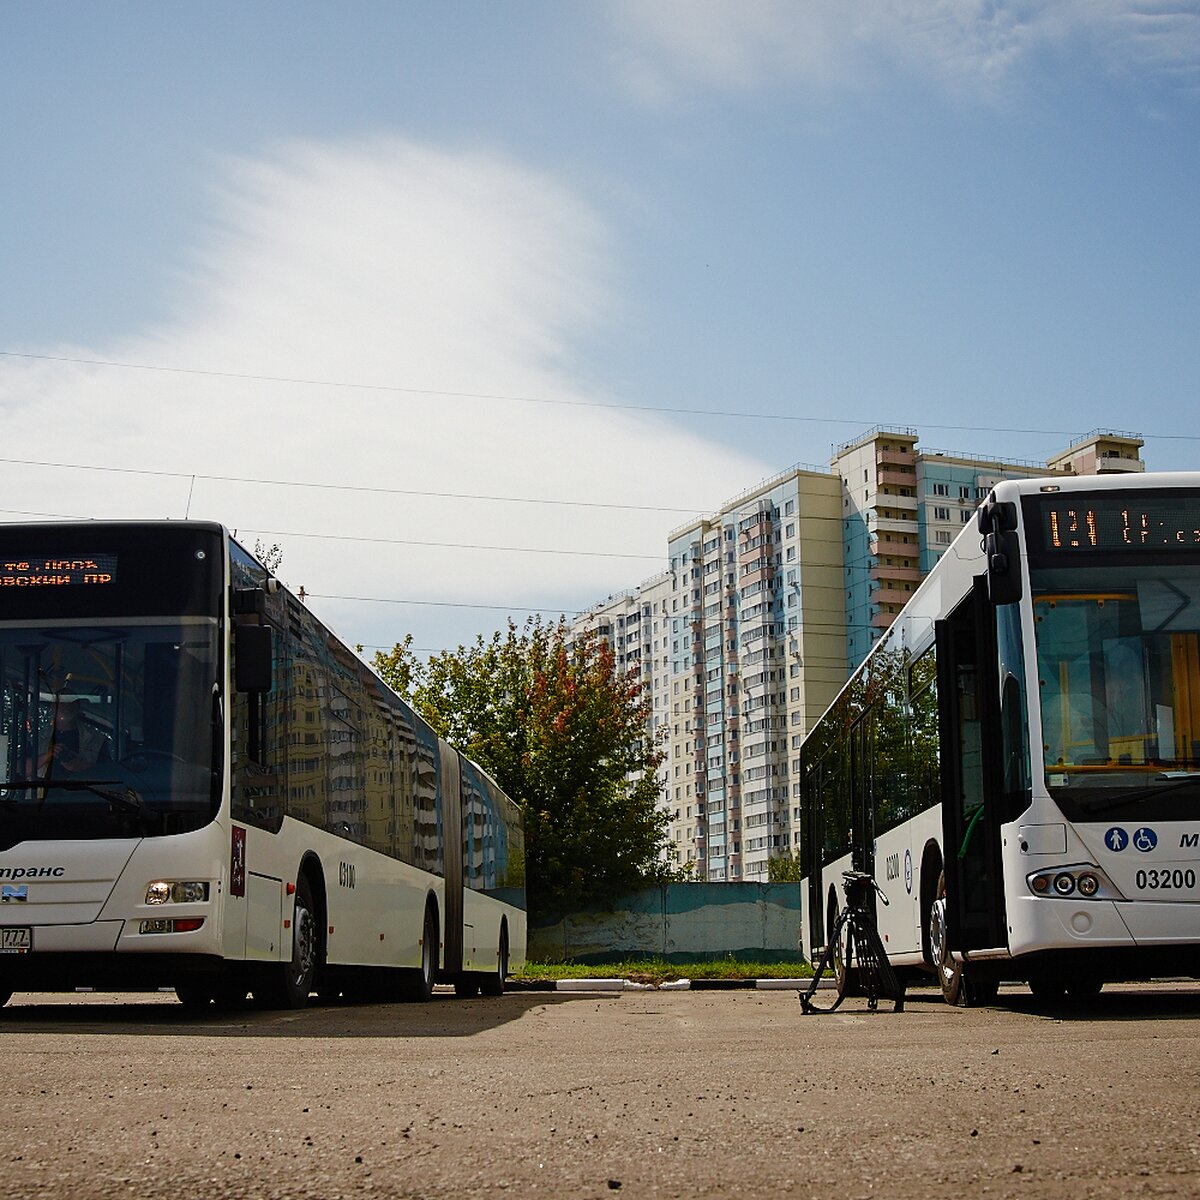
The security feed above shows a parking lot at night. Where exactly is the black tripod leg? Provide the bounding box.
[800,910,849,1014]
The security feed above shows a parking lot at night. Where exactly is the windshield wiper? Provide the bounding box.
[0,778,159,823]
[1075,773,1200,814]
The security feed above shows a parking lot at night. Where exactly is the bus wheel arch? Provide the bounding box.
[299,854,328,986]
[919,841,943,968]
[253,859,323,1010]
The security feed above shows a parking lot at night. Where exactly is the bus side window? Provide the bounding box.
[909,649,939,814]
[997,603,1031,814]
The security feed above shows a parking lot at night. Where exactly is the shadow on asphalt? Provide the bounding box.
[0,989,613,1038]
[995,986,1200,1022]
[897,981,1200,1022]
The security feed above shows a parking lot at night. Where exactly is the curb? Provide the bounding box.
[508,977,832,992]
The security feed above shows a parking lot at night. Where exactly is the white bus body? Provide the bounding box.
[0,523,525,1007]
[801,473,1200,1003]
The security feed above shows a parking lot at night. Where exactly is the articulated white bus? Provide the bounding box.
[0,522,525,1008]
[801,473,1200,1004]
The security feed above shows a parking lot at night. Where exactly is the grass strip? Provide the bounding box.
[513,957,812,985]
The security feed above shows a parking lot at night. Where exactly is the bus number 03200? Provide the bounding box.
[1135,868,1196,891]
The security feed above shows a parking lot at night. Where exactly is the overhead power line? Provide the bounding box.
[232,526,665,562]
[0,508,662,561]
[0,455,702,516]
[4,348,1183,441]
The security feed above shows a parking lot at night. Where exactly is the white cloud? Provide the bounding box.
[0,136,773,652]
[607,0,1200,103]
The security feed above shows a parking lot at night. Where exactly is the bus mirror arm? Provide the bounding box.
[980,495,1022,606]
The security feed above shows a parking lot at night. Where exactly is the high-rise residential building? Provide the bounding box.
[574,427,1146,882]
[834,428,1146,665]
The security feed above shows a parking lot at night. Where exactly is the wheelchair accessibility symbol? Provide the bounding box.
[1105,827,1128,852]
[1133,827,1158,853]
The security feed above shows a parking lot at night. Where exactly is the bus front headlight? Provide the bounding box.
[145,881,210,905]
[1026,865,1121,901]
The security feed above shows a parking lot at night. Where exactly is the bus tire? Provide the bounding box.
[480,924,508,997]
[930,871,966,1006]
[930,873,998,1007]
[176,977,249,1010]
[919,843,943,967]
[406,899,439,1002]
[255,873,318,1010]
[1028,972,1067,1004]
[175,980,214,1010]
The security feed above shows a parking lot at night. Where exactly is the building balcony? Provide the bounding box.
[870,513,919,536]
[873,537,920,558]
[871,586,915,606]
[876,447,916,468]
[870,564,922,584]
[876,468,916,487]
[871,610,899,629]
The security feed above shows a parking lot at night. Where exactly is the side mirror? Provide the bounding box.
[235,623,274,692]
[978,496,1022,606]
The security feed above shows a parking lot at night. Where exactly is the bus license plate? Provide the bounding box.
[0,927,31,953]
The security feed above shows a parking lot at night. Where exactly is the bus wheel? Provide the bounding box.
[480,926,508,997]
[930,874,998,1007]
[175,980,215,1010]
[256,874,318,1009]
[1029,972,1067,1004]
[176,978,249,1010]
[930,871,966,1006]
[406,901,439,1002]
[454,975,480,998]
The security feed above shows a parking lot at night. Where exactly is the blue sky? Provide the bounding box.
[2,2,1199,654]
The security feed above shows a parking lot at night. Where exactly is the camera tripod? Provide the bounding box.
[800,870,905,1014]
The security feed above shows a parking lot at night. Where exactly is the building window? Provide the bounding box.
[933,483,949,496]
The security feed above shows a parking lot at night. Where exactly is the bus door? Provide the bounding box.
[438,744,464,977]
[935,577,1008,952]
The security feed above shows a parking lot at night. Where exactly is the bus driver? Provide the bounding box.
[39,700,110,777]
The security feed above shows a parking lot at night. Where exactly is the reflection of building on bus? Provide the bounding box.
[799,472,1200,1006]
[0,521,525,1010]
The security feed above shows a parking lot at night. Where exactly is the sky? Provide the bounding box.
[2,2,1199,658]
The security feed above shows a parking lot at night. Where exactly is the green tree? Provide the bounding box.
[373,616,670,917]
[767,853,803,883]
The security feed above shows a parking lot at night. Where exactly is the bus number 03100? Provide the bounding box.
[1135,868,1196,891]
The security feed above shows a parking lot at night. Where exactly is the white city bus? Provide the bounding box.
[800,472,1200,1004]
[0,522,525,1009]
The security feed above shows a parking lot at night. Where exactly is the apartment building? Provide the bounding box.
[576,427,1145,882]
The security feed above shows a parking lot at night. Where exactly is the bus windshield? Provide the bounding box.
[1031,563,1200,821]
[0,620,220,849]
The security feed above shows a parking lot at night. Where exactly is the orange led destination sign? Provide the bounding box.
[0,554,118,588]
[1036,494,1200,554]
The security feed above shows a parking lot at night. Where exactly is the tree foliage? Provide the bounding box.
[373,617,671,916]
[767,853,803,883]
